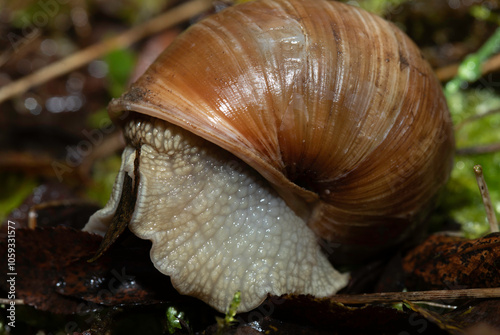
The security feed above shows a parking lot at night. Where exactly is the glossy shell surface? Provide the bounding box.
[109,0,454,256]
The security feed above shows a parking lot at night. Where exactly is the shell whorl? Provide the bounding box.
[109,0,454,256]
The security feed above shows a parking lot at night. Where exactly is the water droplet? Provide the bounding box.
[65,95,83,111]
[71,7,88,27]
[46,96,65,113]
[66,74,85,93]
[88,60,108,78]
[24,97,42,115]
[41,39,58,56]
[24,97,38,110]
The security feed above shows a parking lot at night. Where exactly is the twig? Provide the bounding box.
[0,298,24,305]
[436,52,500,82]
[0,0,213,104]
[411,301,457,310]
[436,63,459,82]
[474,165,499,233]
[333,287,500,304]
[456,143,500,156]
[454,108,500,131]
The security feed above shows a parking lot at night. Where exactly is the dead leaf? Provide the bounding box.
[0,227,102,313]
[2,181,86,230]
[264,294,447,334]
[0,227,183,314]
[403,233,500,290]
[405,299,500,335]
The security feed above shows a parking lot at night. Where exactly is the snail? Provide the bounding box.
[83,0,454,312]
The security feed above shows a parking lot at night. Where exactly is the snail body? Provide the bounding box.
[84,0,454,312]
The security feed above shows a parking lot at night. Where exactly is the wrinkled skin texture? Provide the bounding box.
[85,117,348,311]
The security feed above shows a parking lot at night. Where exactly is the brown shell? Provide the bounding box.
[109,0,454,258]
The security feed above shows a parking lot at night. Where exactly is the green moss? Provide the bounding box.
[166,306,188,334]
[216,291,241,334]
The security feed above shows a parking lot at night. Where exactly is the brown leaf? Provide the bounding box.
[464,323,500,335]
[455,300,500,331]
[2,181,88,230]
[0,226,182,314]
[203,316,335,334]
[405,299,500,335]
[403,233,500,290]
[29,200,101,230]
[262,294,447,334]
[0,226,102,313]
[57,235,180,307]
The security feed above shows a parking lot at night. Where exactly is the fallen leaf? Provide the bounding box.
[264,294,447,334]
[405,299,500,335]
[403,233,500,291]
[0,227,184,314]
[0,227,102,313]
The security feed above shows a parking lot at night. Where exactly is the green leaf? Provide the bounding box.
[104,49,137,98]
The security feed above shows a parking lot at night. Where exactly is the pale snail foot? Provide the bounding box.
[84,116,349,313]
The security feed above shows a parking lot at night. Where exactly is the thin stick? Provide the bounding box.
[0,298,24,305]
[436,52,500,82]
[456,142,500,156]
[0,0,213,104]
[435,63,460,82]
[332,287,500,305]
[454,107,500,131]
[474,165,499,233]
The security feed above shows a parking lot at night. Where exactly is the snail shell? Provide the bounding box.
[85,0,454,312]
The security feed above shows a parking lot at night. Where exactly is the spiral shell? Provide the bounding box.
[110,0,453,251]
[88,0,454,311]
